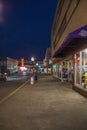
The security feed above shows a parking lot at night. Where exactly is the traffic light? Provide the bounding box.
[38,65,42,68]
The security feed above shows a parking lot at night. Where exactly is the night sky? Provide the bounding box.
[0,0,57,61]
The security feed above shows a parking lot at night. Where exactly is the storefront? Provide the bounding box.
[53,25,87,97]
[74,49,87,88]
[52,64,58,78]
[53,58,73,82]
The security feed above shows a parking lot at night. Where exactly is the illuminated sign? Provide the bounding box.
[78,30,87,37]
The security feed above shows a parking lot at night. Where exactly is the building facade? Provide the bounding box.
[43,48,52,74]
[0,57,18,74]
[51,0,87,97]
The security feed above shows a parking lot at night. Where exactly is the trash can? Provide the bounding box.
[30,76,34,85]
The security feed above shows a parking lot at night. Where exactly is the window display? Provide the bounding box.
[75,49,87,88]
[81,49,87,88]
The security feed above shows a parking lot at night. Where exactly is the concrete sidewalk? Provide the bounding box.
[0,75,87,130]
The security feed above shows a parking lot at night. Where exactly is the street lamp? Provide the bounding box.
[31,57,34,62]
[36,63,38,66]
[31,57,35,71]
[30,57,38,78]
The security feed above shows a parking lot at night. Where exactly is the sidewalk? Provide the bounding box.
[0,75,87,130]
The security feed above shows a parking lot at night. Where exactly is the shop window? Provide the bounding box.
[81,49,87,88]
[75,49,87,88]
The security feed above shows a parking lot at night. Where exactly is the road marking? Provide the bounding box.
[0,79,29,105]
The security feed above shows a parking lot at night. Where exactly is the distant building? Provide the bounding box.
[18,58,25,67]
[43,48,51,66]
[0,57,18,74]
[43,48,52,74]
[24,60,43,73]
[45,48,51,66]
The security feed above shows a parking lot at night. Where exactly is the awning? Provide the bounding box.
[53,25,87,57]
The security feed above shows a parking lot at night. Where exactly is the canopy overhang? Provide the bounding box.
[53,25,87,58]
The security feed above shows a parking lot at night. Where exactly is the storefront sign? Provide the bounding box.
[78,30,87,37]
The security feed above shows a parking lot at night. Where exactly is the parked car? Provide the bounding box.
[0,73,7,82]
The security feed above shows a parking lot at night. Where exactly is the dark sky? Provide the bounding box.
[0,0,57,61]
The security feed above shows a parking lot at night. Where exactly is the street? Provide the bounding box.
[0,74,29,100]
[0,75,87,130]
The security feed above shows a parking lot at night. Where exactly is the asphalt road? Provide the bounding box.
[0,73,40,101]
[0,76,29,100]
[0,75,87,130]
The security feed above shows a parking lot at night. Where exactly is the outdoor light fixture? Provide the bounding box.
[31,57,34,62]
[36,63,38,66]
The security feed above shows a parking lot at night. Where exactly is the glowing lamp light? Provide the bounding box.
[36,63,38,66]
[31,57,34,62]
[77,57,80,61]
